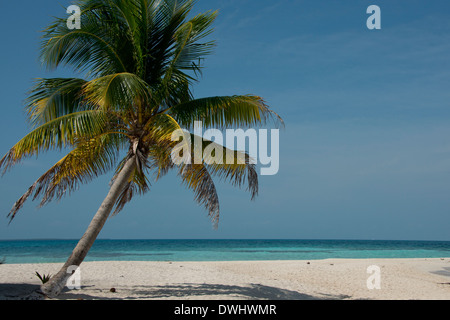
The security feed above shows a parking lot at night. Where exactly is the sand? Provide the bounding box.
[0,258,449,300]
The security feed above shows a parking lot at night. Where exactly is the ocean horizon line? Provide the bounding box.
[1,238,450,242]
[2,238,449,264]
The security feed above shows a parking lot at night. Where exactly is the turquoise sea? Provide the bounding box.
[0,239,449,264]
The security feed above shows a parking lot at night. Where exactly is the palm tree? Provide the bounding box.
[0,0,282,297]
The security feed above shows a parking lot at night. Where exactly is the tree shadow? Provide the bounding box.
[0,283,44,300]
[0,282,351,300]
[57,283,351,300]
[133,283,352,300]
[431,267,450,278]
[0,283,98,300]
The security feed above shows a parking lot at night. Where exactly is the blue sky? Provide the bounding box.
[1,0,450,240]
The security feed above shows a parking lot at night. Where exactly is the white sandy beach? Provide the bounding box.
[0,258,449,300]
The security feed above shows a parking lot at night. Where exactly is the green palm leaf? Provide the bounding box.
[179,163,220,227]
[169,95,284,129]
[82,72,152,113]
[41,5,128,75]
[7,132,124,221]
[192,134,259,199]
[26,78,90,126]
[0,110,108,172]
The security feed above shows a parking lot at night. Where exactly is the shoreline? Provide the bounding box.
[1,258,449,300]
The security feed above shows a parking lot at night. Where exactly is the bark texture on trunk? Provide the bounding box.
[40,155,136,298]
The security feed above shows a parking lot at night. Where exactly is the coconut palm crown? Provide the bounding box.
[0,0,282,297]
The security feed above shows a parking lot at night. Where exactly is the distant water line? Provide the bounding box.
[0,239,449,264]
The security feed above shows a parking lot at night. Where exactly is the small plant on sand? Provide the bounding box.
[35,271,52,284]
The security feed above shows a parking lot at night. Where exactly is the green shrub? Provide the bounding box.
[35,271,51,284]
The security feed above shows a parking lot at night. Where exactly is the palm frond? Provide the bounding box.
[109,150,151,216]
[112,165,151,216]
[179,163,220,228]
[193,134,259,200]
[144,0,196,84]
[0,110,108,173]
[149,5,217,108]
[177,134,259,227]
[41,21,126,76]
[7,132,124,221]
[26,78,90,126]
[82,72,152,113]
[169,95,284,129]
[40,0,146,76]
[142,112,185,143]
[146,143,175,180]
[170,10,217,72]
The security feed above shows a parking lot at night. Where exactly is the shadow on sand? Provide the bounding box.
[56,283,351,300]
[0,282,351,300]
[0,283,44,300]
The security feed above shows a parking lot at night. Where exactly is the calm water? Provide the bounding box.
[0,239,449,264]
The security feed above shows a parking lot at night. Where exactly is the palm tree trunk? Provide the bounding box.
[40,155,136,298]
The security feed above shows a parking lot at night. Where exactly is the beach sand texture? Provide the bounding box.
[1,258,449,300]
